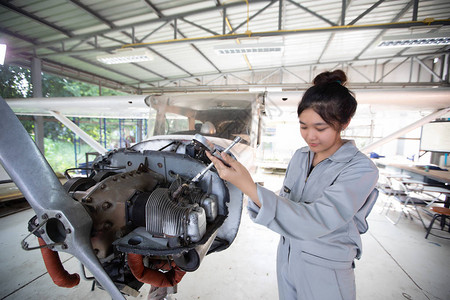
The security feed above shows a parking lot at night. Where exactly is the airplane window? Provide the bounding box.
[165,113,189,134]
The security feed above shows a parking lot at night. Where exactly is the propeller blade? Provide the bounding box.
[0,97,124,300]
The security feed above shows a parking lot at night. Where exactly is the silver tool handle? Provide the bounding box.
[191,136,242,182]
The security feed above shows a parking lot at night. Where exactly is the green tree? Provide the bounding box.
[0,64,130,173]
[0,64,32,98]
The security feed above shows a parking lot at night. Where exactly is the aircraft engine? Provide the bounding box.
[26,136,243,296]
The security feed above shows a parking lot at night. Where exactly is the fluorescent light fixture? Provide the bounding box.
[0,44,6,65]
[249,87,282,92]
[378,33,450,48]
[214,43,284,55]
[96,48,153,64]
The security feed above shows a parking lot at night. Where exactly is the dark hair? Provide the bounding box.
[297,70,357,130]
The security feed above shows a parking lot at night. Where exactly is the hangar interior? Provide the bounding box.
[0,1,449,300]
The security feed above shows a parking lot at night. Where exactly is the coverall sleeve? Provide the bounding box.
[247,154,294,219]
[249,158,378,240]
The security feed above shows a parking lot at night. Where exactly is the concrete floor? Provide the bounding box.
[1,172,449,300]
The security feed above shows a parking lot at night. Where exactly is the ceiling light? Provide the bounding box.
[249,87,282,92]
[214,43,284,55]
[378,33,450,48]
[96,48,153,64]
[0,44,6,65]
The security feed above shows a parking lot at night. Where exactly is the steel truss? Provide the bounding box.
[141,52,450,93]
[1,0,449,93]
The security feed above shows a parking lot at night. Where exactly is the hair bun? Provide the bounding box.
[313,69,347,86]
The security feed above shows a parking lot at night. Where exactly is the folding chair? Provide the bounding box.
[378,174,407,215]
[382,179,431,227]
[425,207,450,239]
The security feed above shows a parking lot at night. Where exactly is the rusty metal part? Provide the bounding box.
[72,168,164,258]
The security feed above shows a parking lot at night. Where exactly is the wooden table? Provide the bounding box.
[376,161,449,185]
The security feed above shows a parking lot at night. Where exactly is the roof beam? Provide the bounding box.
[138,51,449,90]
[9,19,450,56]
[68,0,115,29]
[13,0,272,52]
[413,56,443,82]
[140,21,170,42]
[148,47,194,77]
[287,0,337,26]
[353,0,413,60]
[228,1,276,34]
[9,52,139,93]
[348,0,385,25]
[317,0,352,63]
[0,2,73,37]
[179,17,220,36]
[0,27,37,45]
[412,0,419,21]
[1,29,148,89]
[1,3,162,85]
[143,0,221,74]
[278,0,283,30]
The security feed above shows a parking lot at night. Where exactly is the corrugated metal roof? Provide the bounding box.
[0,0,449,93]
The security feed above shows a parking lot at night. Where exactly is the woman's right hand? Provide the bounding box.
[206,151,260,207]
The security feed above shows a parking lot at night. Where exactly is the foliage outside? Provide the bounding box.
[0,64,138,174]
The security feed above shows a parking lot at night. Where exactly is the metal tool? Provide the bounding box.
[191,135,242,183]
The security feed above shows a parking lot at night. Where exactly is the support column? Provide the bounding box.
[443,54,449,83]
[31,57,44,154]
[136,119,143,143]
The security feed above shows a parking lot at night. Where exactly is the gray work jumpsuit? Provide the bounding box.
[248,140,379,300]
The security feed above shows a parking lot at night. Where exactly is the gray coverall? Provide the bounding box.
[248,140,379,300]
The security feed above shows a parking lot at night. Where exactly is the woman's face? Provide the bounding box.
[299,108,344,158]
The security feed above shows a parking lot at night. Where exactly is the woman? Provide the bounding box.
[206,70,379,300]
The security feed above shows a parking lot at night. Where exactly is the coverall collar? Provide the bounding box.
[301,139,358,163]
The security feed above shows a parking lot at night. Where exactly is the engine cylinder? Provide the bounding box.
[145,188,206,243]
[128,192,150,228]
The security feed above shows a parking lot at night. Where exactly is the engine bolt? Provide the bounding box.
[157,163,163,168]
[103,221,113,230]
[102,202,112,210]
[84,197,92,203]
[56,213,62,219]
[101,184,106,189]
[41,214,48,220]
[127,161,132,166]
[61,243,68,250]
[66,228,72,234]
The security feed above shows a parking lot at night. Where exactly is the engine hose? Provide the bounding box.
[127,253,186,287]
[38,237,80,288]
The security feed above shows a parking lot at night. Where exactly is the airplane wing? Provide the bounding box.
[5,95,151,119]
[265,88,450,111]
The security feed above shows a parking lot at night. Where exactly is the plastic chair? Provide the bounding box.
[425,207,450,239]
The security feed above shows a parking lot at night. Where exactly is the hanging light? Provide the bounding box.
[96,48,153,64]
[378,33,450,48]
[214,43,284,55]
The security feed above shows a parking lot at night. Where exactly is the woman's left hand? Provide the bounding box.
[206,151,260,206]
